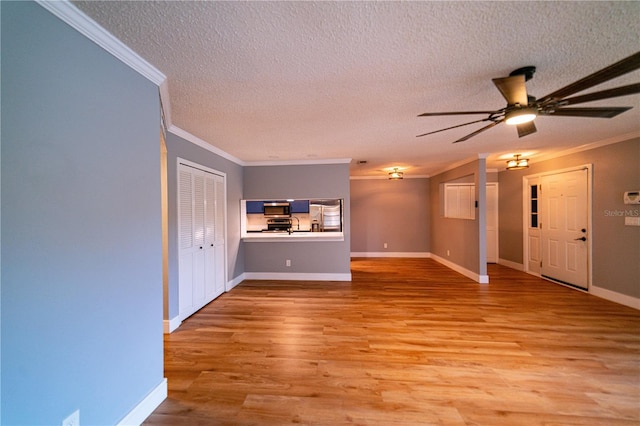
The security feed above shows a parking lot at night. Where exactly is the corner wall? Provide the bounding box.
[350,178,430,256]
[429,160,487,281]
[499,138,640,299]
[1,2,164,423]
[243,164,351,277]
[164,131,245,320]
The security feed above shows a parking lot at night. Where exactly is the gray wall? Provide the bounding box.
[243,164,351,274]
[429,160,485,276]
[499,138,640,298]
[1,2,163,424]
[164,132,245,320]
[350,178,430,253]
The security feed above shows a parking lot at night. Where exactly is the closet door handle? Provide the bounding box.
[574,236,586,241]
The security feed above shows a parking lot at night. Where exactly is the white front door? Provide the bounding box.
[540,169,589,290]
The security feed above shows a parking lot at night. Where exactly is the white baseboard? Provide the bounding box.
[227,273,246,290]
[498,258,525,271]
[163,317,182,334]
[243,272,352,281]
[351,252,431,258]
[590,285,640,310]
[430,254,488,284]
[117,378,167,426]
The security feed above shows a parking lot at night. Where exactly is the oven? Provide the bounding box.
[266,218,292,232]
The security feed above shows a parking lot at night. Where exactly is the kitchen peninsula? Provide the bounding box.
[241,199,344,242]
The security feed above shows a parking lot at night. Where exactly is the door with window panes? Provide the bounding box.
[527,179,542,274]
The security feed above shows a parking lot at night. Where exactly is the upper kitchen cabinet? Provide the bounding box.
[246,201,264,214]
[290,200,310,213]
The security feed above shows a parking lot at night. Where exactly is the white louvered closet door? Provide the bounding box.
[178,163,226,321]
[178,168,195,316]
[203,173,217,300]
[212,174,226,297]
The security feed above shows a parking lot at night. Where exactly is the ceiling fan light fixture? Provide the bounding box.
[506,154,529,170]
[389,168,403,180]
[505,107,537,125]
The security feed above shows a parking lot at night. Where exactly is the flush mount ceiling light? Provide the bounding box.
[506,154,530,170]
[388,168,403,180]
[505,107,538,125]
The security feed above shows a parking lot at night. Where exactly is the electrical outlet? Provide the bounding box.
[383,243,388,249]
[62,409,79,426]
[286,259,291,267]
[447,250,450,256]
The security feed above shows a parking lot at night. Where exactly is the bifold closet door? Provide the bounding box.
[178,163,225,320]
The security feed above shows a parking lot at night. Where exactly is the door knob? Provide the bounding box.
[574,236,587,241]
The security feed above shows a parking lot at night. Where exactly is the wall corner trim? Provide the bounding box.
[227,273,247,291]
[497,258,525,271]
[117,378,167,426]
[243,272,352,282]
[169,125,245,166]
[163,318,182,334]
[36,0,166,85]
[430,254,485,283]
[590,285,640,310]
[350,252,431,258]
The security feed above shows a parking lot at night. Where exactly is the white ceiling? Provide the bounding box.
[72,1,640,177]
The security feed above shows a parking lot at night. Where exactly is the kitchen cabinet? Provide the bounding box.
[290,200,310,213]
[246,201,263,214]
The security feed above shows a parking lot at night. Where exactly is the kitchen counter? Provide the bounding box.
[242,231,344,242]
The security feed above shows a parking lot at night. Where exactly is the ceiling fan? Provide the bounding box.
[417,51,640,143]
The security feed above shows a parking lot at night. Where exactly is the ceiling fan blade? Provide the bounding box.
[453,119,503,143]
[539,51,640,104]
[546,106,632,118]
[516,121,537,138]
[492,74,528,106]
[418,110,498,117]
[561,83,640,105]
[416,118,493,138]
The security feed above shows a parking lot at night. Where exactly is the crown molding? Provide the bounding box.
[167,125,245,166]
[349,175,430,180]
[530,130,640,166]
[36,0,165,85]
[245,158,352,167]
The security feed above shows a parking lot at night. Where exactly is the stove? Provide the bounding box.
[266,218,292,232]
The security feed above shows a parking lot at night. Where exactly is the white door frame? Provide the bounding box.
[486,183,499,264]
[176,158,228,315]
[522,164,593,291]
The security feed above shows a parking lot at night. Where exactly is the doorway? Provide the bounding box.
[524,166,591,291]
[486,183,499,263]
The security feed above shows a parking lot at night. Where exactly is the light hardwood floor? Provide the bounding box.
[144,258,640,425]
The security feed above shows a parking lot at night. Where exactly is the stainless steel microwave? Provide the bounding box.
[263,202,291,217]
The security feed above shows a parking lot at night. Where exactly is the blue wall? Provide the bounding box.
[1,2,164,424]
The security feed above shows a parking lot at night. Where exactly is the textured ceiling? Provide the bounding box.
[73,1,640,177]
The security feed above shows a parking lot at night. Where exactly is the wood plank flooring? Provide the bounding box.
[144,258,640,425]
